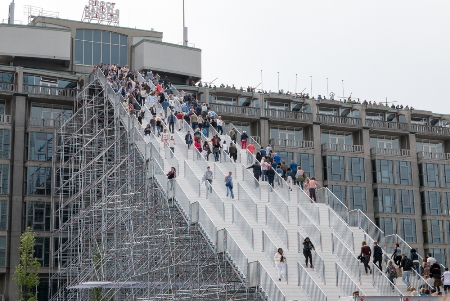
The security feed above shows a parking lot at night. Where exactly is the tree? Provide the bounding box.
[13,227,40,301]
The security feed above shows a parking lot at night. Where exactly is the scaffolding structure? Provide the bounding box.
[49,72,261,300]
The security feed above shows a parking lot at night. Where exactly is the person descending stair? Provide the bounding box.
[203,166,213,194]
[224,171,234,200]
[274,248,286,281]
[302,237,315,268]
[360,241,372,275]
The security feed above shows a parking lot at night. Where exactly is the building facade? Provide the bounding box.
[0,17,201,301]
[177,85,450,266]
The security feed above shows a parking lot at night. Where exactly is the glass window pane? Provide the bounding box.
[102,44,110,64]
[111,32,119,44]
[75,40,83,64]
[119,45,127,66]
[111,44,119,64]
[75,29,83,40]
[102,31,110,43]
[93,43,101,66]
[84,41,92,66]
[119,34,127,45]
[93,30,101,42]
[84,29,92,41]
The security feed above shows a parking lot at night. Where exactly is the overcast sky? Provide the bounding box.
[2,0,449,113]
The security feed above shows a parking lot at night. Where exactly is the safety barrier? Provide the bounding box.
[331,233,361,283]
[236,182,258,222]
[298,231,326,284]
[192,147,209,173]
[297,188,321,225]
[232,204,254,249]
[163,143,180,173]
[260,262,286,301]
[197,202,217,246]
[329,208,354,251]
[316,187,349,223]
[335,262,365,297]
[225,230,249,278]
[242,164,261,198]
[262,230,278,266]
[297,207,322,251]
[349,209,385,247]
[268,186,290,223]
[184,161,201,197]
[266,206,289,250]
[205,181,226,220]
[371,263,403,296]
[297,261,327,301]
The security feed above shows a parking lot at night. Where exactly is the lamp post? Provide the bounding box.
[342,80,345,98]
[295,74,297,94]
[326,78,328,96]
[310,76,312,97]
[277,72,279,92]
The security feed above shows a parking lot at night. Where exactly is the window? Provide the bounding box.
[278,151,293,163]
[348,157,365,182]
[54,237,68,268]
[376,217,396,236]
[27,202,51,231]
[30,104,73,126]
[426,248,446,266]
[215,96,236,105]
[0,129,11,158]
[398,190,414,214]
[0,236,5,266]
[369,135,399,149]
[374,159,394,184]
[444,193,450,215]
[416,139,443,153]
[268,102,289,110]
[231,122,250,135]
[396,161,412,185]
[447,221,450,244]
[27,167,52,195]
[349,186,367,211]
[424,220,444,244]
[270,126,303,141]
[34,237,50,267]
[321,131,352,145]
[318,107,338,116]
[74,29,127,66]
[421,191,442,215]
[0,100,4,115]
[29,132,53,161]
[374,188,395,213]
[0,200,6,230]
[325,156,345,181]
[420,163,440,187]
[0,72,13,83]
[330,185,346,203]
[442,165,450,188]
[399,219,417,243]
[297,153,314,177]
[0,164,8,194]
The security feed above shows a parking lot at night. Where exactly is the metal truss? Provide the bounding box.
[49,76,263,300]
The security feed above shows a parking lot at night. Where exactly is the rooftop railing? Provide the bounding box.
[417,151,450,160]
[0,82,15,92]
[365,119,407,130]
[270,138,314,149]
[0,115,11,124]
[411,124,450,136]
[321,143,363,153]
[370,147,411,157]
[263,108,312,122]
[209,103,260,117]
[23,84,78,97]
[316,114,361,126]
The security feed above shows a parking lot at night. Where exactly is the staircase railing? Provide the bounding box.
[329,208,355,251]
[331,233,361,284]
[236,182,258,222]
[335,262,365,297]
[297,189,321,225]
[225,229,249,278]
[268,186,290,224]
[265,206,289,250]
[349,209,385,248]
[371,263,403,296]
[184,160,201,197]
[297,262,327,301]
[298,231,326,284]
[232,204,254,249]
[260,261,286,301]
[297,207,322,251]
[316,187,349,223]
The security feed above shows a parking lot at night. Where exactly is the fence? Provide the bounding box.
[197,203,217,246]
[225,230,248,278]
[297,262,327,301]
[232,204,254,249]
[23,84,78,97]
[184,161,201,197]
[268,186,290,223]
[371,263,403,296]
[297,207,322,251]
[262,230,278,266]
[316,188,349,224]
[205,181,226,220]
[259,262,286,301]
[349,209,385,247]
[241,164,261,198]
[236,182,258,222]
[329,208,354,251]
[297,231,326,284]
[331,233,361,284]
[265,206,289,250]
[297,189,321,225]
[335,262,364,297]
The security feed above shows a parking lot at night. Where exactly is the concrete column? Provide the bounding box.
[7,93,28,301]
[259,117,270,147]
[362,128,375,219]
[312,123,323,181]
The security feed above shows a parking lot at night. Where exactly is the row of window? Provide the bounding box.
[328,185,367,211]
[324,156,366,182]
[0,235,51,267]
[377,217,417,243]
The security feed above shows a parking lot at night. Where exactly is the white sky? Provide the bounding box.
[2,0,450,113]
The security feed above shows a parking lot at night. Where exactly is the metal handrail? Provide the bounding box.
[371,263,403,296]
[260,261,286,301]
[236,182,258,223]
[335,262,365,297]
[184,160,201,197]
[331,233,361,284]
[297,261,327,301]
[297,188,321,225]
[298,231,326,284]
[262,230,278,266]
[321,143,364,153]
[316,187,349,223]
[265,206,289,250]
[329,207,355,251]
[268,185,290,223]
[242,164,261,198]
[205,181,226,221]
[225,229,249,278]
[349,209,385,247]
[297,207,322,251]
[370,147,411,157]
[232,203,254,249]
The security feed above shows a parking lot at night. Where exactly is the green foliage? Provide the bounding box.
[13,227,41,301]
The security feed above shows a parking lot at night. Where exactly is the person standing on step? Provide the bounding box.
[303,237,315,268]
[431,261,442,293]
[203,166,213,194]
[167,111,176,133]
[373,241,383,271]
[274,248,286,281]
[144,124,151,143]
[360,241,372,275]
[168,135,175,157]
[161,128,169,146]
[247,161,261,185]
[241,130,248,149]
[229,127,237,144]
[410,248,420,276]
[224,171,234,200]
[229,142,237,163]
[185,131,193,149]
[166,167,176,190]
[400,253,413,291]
[286,168,293,191]
[267,167,275,188]
[222,141,228,162]
[385,260,397,292]
[150,115,157,135]
[296,166,306,190]
[176,111,183,131]
[307,177,322,202]
[392,243,402,266]
[217,116,223,135]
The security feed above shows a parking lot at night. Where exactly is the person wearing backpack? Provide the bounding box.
[385,259,397,292]
[302,237,315,268]
[431,262,442,293]
[296,166,307,190]
[400,253,413,291]
[410,248,420,276]
[229,128,237,144]
[224,171,234,200]
[391,243,402,266]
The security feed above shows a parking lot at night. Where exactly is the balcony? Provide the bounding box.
[23,85,78,98]
[209,103,260,118]
[28,118,66,128]
[365,119,407,131]
[321,143,363,153]
[0,115,11,125]
[411,124,450,136]
[263,109,312,123]
[370,147,410,157]
[316,114,361,126]
[417,151,450,161]
[0,82,16,92]
[270,138,314,149]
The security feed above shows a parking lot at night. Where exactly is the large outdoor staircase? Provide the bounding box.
[94,71,427,300]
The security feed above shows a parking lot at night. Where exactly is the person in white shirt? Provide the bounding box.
[217,116,224,135]
[427,253,436,266]
[274,248,286,281]
[443,267,450,293]
[168,135,175,158]
[222,141,228,161]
